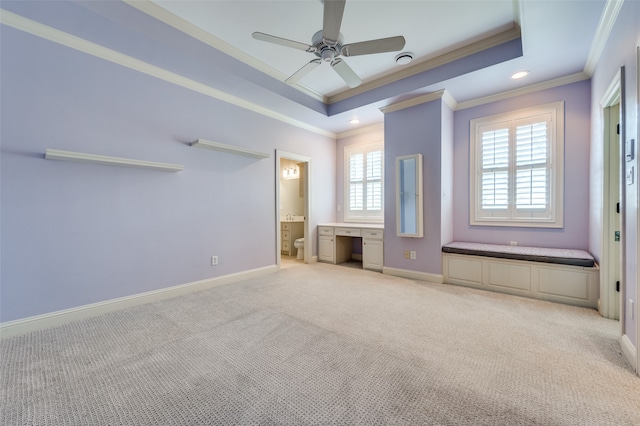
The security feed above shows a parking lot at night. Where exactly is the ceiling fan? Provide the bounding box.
[252,0,406,88]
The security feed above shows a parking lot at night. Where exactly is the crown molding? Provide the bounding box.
[0,9,336,139]
[328,26,522,105]
[379,71,589,115]
[337,122,384,139]
[455,72,590,110]
[380,90,450,114]
[124,0,328,103]
[583,0,624,76]
[441,90,459,111]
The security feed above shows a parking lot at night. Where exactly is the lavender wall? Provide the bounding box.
[589,1,639,347]
[384,100,444,274]
[452,80,592,249]
[0,27,335,323]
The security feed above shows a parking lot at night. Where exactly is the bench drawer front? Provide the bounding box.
[335,227,361,237]
[487,261,531,292]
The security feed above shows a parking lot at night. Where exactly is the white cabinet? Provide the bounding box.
[318,224,384,271]
[362,229,384,271]
[319,236,335,263]
[318,227,335,262]
[281,221,304,256]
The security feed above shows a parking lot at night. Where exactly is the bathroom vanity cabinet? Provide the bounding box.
[281,221,304,256]
[318,224,384,271]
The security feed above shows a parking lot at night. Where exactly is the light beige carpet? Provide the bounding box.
[1,262,639,425]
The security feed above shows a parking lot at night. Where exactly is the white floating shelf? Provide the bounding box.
[191,139,269,159]
[45,149,184,172]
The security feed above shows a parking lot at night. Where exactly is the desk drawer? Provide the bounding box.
[319,226,334,236]
[362,229,383,240]
[335,227,361,237]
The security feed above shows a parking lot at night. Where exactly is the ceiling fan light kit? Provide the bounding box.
[252,0,405,88]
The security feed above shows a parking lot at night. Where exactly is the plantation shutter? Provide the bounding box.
[344,142,384,222]
[515,120,549,211]
[349,153,364,211]
[480,126,509,210]
[366,150,383,211]
[470,101,562,227]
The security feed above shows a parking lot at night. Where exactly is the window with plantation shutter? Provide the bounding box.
[344,142,384,222]
[470,102,564,228]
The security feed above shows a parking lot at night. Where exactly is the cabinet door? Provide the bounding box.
[281,240,291,255]
[363,239,383,271]
[318,236,335,263]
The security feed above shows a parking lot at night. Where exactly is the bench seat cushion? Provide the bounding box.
[442,242,595,268]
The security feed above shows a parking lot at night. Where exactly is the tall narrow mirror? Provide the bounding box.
[396,154,423,237]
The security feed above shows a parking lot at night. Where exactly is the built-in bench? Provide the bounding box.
[442,242,599,308]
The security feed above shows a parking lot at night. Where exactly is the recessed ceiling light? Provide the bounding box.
[511,70,529,79]
[395,52,414,65]
[349,117,360,124]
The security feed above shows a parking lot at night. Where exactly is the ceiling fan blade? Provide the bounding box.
[341,36,406,57]
[330,58,361,88]
[252,32,316,52]
[322,0,346,44]
[285,59,322,85]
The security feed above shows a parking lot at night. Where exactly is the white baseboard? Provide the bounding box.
[0,265,278,339]
[620,334,638,373]
[383,266,443,284]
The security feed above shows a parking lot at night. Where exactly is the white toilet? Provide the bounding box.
[294,238,304,260]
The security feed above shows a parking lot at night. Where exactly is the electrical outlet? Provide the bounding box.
[404,250,410,259]
[410,251,416,260]
[211,256,218,266]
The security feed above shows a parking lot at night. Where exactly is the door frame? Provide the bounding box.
[635,45,640,375]
[275,150,311,266]
[600,69,624,321]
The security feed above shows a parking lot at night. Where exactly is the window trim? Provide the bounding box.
[469,101,564,228]
[343,141,384,223]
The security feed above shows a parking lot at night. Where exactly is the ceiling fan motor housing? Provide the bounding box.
[312,30,343,62]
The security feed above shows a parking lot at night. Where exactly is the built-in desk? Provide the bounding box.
[318,223,384,271]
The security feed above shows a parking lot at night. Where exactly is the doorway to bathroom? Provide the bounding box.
[276,150,311,268]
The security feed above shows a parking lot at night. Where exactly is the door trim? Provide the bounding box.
[635,45,640,375]
[600,69,623,320]
[275,150,312,266]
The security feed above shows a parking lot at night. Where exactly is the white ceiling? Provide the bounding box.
[138,0,607,134]
[153,0,518,98]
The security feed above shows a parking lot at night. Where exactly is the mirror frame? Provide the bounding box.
[396,154,424,238]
